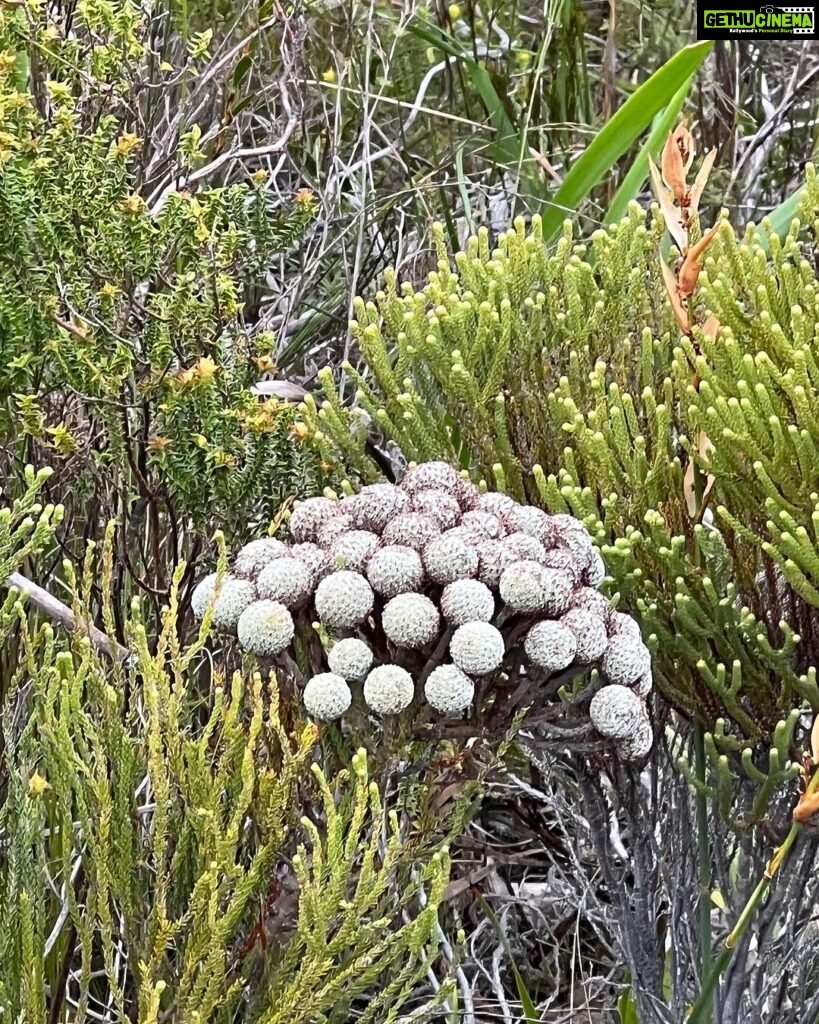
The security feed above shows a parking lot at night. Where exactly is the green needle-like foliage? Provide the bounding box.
[306,170,819,793]
[0,544,452,1023]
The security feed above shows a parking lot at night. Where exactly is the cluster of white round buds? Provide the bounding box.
[589,685,652,762]
[188,462,651,750]
[191,574,256,632]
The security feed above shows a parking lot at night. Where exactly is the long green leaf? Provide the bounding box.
[604,76,693,226]
[474,891,540,1021]
[617,987,640,1024]
[541,41,714,240]
[757,184,806,251]
[408,19,534,188]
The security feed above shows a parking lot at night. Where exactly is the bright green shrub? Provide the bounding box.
[305,173,819,816]
[0,537,453,1022]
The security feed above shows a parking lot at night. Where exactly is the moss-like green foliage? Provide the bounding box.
[306,171,819,787]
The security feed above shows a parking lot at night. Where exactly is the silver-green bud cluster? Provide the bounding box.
[190,462,647,732]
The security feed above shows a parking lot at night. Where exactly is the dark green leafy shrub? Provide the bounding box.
[0,1,339,637]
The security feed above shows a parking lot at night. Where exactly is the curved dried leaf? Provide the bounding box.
[678,222,721,298]
[659,256,689,333]
[650,157,688,252]
[662,126,688,199]
[689,148,717,221]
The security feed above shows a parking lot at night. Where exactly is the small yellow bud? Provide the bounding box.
[321,68,337,84]
[448,4,462,19]
[115,133,141,157]
[28,772,50,797]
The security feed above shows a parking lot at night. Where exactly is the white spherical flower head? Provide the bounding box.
[382,592,440,648]
[232,538,288,578]
[503,506,554,545]
[584,548,607,588]
[523,621,577,673]
[289,497,338,543]
[454,477,482,511]
[423,534,479,585]
[315,571,374,629]
[441,578,495,625]
[589,684,646,740]
[632,670,653,699]
[347,483,410,533]
[366,545,424,598]
[551,516,595,571]
[205,575,257,631]
[499,561,573,616]
[503,532,548,564]
[444,526,487,548]
[412,489,461,530]
[327,637,374,681]
[330,530,380,573]
[291,542,334,583]
[560,607,608,663]
[425,664,475,714]
[257,556,312,609]
[317,513,353,549]
[191,573,217,620]
[364,665,414,715]
[461,510,505,539]
[572,586,614,622]
[303,672,352,721]
[619,714,653,762]
[608,611,643,642]
[400,461,461,495]
[237,599,295,656]
[449,622,505,675]
[477,492,517,518]
[541,546,583,585]
[382,512,441,550]
[601,634,651,686]
[475,541,510,589]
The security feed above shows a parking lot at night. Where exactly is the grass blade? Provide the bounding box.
[408,19,534,188]
[604,76,693,225]
[541,41,714,239]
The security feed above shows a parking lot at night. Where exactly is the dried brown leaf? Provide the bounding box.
[688,149,717,222]
[701,314,720,341]
[662,127,688,200]
[678,222,721,299]
[650,157,688,253]
[673,122,695,174]
[660,256,689,333]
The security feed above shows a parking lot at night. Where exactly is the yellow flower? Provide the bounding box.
[123,193,146,214]
[115,132,141,157]
[291,421,310,441]
[294,187,315,206]
[321,68,337,84]
[448,4,462,20]
[193,356,218,382]
[254,354,277,373]
[28,772,50,797]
